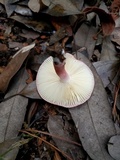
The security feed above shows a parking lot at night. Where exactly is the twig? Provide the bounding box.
[20,130,73,160]
[25,128,81,146]
[112,81,120,121]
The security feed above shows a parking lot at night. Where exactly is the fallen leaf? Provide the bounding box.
[111,27,120,45]
[19,81,41,99]
[42,0,83,16]
[28,0,40,13]
[10,15,52,34]
[0,68,28,143]
[108,135,120,160]
[15,5,33,16]
[4,0,17,17]
[69,50,117,160]
[93,60,119,87]
[8,42,23,49]
[84,7,115,36]
[0,43,35,93]
[30,53,50,72]
[20,29,40,40]
[74,23,97,58]
[101,37,119,60]
[47,115,86,160]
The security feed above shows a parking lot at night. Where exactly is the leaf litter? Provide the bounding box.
[0,43,35,93]
[0,0,120,160]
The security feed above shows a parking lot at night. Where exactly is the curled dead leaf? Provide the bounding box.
[83,7,115,36]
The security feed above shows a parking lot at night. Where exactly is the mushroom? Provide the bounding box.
[36,53,94,108]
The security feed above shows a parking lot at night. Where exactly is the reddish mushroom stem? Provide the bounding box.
[54,62,69,82]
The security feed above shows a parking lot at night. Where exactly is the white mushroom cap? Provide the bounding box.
[36,53,94,108]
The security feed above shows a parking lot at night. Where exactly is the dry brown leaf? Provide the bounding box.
[83,7,115,36]
[0,43,35,93]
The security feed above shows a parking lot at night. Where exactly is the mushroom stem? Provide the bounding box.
[54,62,69,82]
